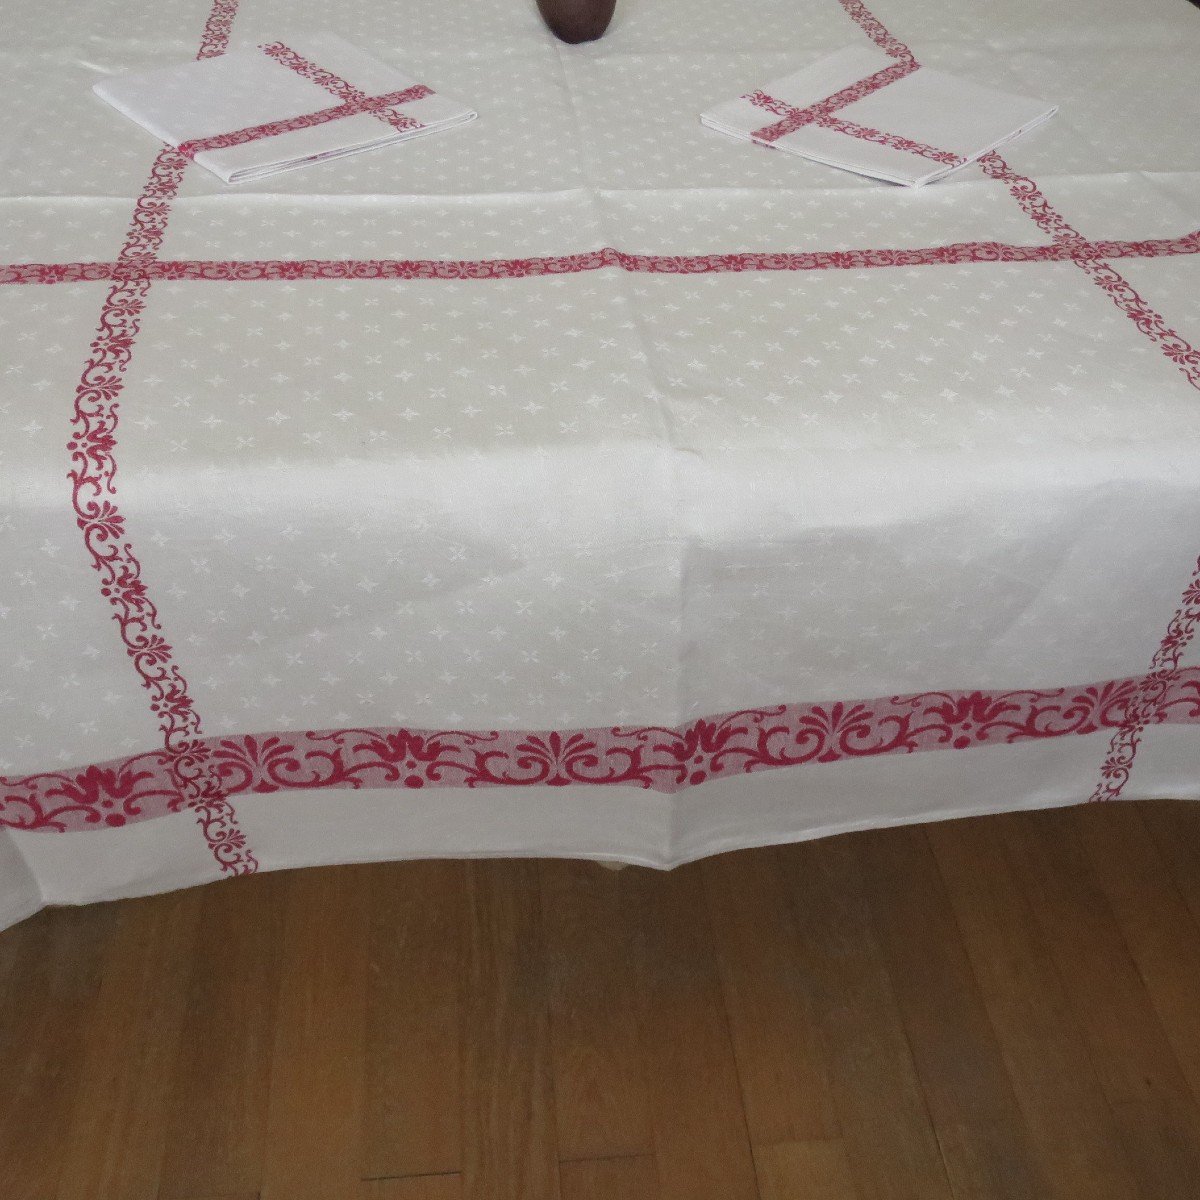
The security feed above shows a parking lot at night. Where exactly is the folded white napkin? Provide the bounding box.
[94,32,477,184]
[702,46,1056,186]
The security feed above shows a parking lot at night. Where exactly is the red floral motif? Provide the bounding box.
[61,0,257,874]
[6,671,1198,831]
[834,0,918,65]
[976,150,1200,803]
[7,0,1198,853]
[6,231,1198,288]
[197,0,239,59]
[177,84,433,160]
[744,60,918,144]
[1092,557,1200,802]
[1,754,179,831]
[821,0,1200,804]
[259,42,428,134]
[815,116,963,167]
[960,154,1200,400]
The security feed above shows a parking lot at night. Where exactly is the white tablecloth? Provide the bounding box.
[2,0,1199,927]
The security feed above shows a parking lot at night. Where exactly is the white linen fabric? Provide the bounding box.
[1,0,1199,927]
[701,45,1057,185]
[94,32,476,183]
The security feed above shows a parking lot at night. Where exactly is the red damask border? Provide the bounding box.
[745,60,919,144]
[826,0,1200,802]
[4,231,1200,286]
[63,0,257,874]
[8,0,1199,860]
[178,84,433,160]
[257,42,429,134]
[5,670,1199,832]
[816,115,962,167]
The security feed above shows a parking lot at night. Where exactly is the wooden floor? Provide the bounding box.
[3,801,1200,1199]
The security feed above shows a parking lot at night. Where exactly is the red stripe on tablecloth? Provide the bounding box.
[815,115,963,166]
[64,0,257,875]
[826,0,1200,800]
[1091,561,1200,802]
[177,83,433,159]
[979,153,1200,393]
[5,230,1200,285]
[745,61,918,143]
[742,0,918,144]
[5,670,1198,831]
[835,0,918,64]
[13,0,1200,841]
[260,41,427,134]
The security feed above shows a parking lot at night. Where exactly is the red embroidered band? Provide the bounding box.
[260,41,429,135]
[815,115,963,166]
[62,0,259,877]
[5,669,1199,831]
[746,59,918,144]
[177,83,433,159]
[746,82,964,169]
[174,41,434,162]
[13,0,1198,867]
[822,0,1200,805]
[6,230,1199,288]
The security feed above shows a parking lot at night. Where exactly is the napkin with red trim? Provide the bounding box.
[701,45,1056,186]
[94,32,476,184]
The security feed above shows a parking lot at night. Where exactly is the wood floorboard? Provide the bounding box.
[4,802,1200,1200]
[1142,801,1200,932]
[159,872,285,1199]
[928,814,1146,1200]
[259,865,370,1200]
[557,1155,661,1200]
[540,860,653,1162]
[0,904,118,1200]
[855,826,1048,1200]
[623,862,759,1200]
[702,850,840,1146]
[776,835,954,1200]
[1075,803,1200,1103]
[364,859,467,1180]
[363,1174,464,1200]
[753,1139,861,1200]
[461,859,559,1200]
[1002,809,1200,1196]
[56,890,202,1200]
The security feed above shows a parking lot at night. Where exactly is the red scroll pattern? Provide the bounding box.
[63,0,257,873]
[834,0,918,64]
[198,0,239,59]
[817,116,962,166]
[6,672,1200,831]
[177,84,433,159]
[4,231,1200,287]
[825,0,1200,802]
[745,61,918,143]
[260,42,427,133]
[980,153,1200,395]
[1092,561,1200,802]
[1,752,180,832]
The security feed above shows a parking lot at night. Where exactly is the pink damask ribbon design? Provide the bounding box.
[5,230,1200,287]
[745,77,964,168]
[176,42,433,161]
[260,42,430,133]
[65,0,258,875]
[6,670,1200,832]
[745,59,919,144]
[20,0,1200,866]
